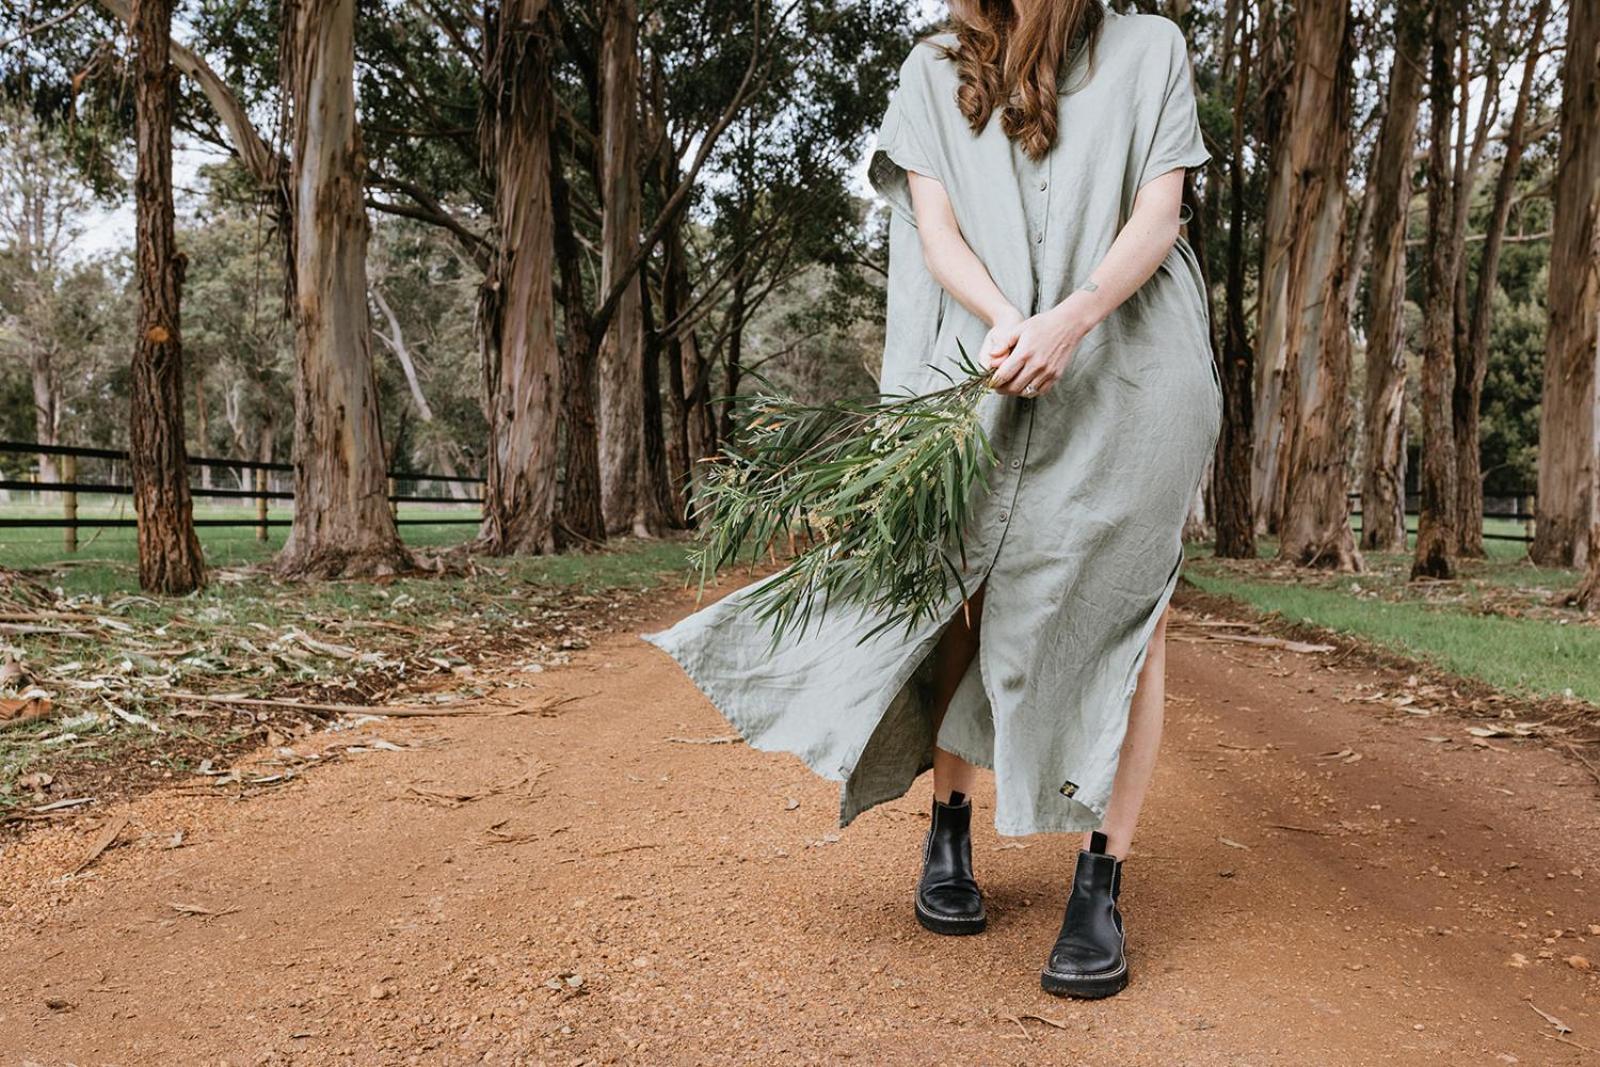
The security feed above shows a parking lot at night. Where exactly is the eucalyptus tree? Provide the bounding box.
[476,0,562,553]
[1412,0,1464,580]
[129,0,206,593]
[1541,0,1600,590]
[1455,0,1553,557]
[271,0,414,577]
[1270,0,1363,570]
[640,0,913,514]
[180,190,293,476]
[1360,0,1429,554]
[0,101,91,484]
[1209,0,1261,560]
[88,0,413,577]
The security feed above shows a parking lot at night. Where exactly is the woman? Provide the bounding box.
[645,0,1219,999]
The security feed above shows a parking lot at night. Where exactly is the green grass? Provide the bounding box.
[0,498,483,589]
[1347,513,1534,562]
[1185,531,1600,706]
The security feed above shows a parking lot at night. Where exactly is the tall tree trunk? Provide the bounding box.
[1541,0,1600,579]
[275,0,412,579]
[371,286,435,422]
[1360,0,1428,554]
[1249,0,1292,531]
[193,369,212,489]
[129,0,206,595]
[1273,0,1362,571]
[639,275,679,525]
[1456,1,1549,559]
[551,137,606,547]
[1212,8,1255,560]
[596,0,655,537]
[677,309,716,499]
[661,219,693,520]
[29,351,59,484]
[1412,0,1463,580]
[721,271,748,445]
[476,0,561,556]
[652,79,695,523]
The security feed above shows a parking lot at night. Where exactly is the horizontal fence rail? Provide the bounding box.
[0,440,485,548]
[1345,490,1536,545]
[0,440,1537,550]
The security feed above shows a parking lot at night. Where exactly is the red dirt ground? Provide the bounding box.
[0,579,1597,1065]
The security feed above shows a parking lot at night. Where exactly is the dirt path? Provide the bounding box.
[1,581,1598,1066]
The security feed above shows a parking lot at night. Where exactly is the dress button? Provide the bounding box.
[999,510,1010,523]
[1010,458,1021,470]
[1034,232,1044,244]
[1039,179,1048,191]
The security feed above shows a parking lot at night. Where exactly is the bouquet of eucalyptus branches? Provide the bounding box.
[689,345,997,646]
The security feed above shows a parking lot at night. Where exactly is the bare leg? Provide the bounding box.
[930,583,985,803]
[1086,604,1170,859]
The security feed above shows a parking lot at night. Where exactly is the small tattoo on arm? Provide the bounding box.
[1077,281,1100,293]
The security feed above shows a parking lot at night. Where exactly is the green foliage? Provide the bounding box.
[691,346,996,645]
[1185,558,1600,705]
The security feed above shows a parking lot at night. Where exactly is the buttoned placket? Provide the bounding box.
[984,397,1035,558]
[986,144,1054,551]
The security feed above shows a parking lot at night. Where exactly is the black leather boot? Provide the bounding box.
[914,790,987,935]
[1040,830,1128,997]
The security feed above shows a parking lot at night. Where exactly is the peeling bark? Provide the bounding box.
[1412,0,1463,580]
[130,0,206,594]
[1274,0,1362,571]
[1248,0,1292,531]
[1541,0,1600,579]
[551,136,606,548]
[275,0,413,579]
[476,0,561,557]
[1360,0,1427,554]
[596,0,655,537]
[1212,9,1256,560]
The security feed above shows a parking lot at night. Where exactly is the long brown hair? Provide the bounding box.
[944,0,1104,160]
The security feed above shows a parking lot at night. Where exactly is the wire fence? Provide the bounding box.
[0,440,483,550]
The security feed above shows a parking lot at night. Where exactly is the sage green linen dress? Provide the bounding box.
[643,8,1221,836]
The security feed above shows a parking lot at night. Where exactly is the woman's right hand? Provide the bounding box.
[980,306,1025,371]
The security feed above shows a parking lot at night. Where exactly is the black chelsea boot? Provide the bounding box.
[1040,829,1128,997]
[914,790,987,935]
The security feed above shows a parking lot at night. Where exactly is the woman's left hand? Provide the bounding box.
[986,304,1092,397]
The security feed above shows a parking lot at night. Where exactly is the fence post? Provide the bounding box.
[255,467,269,542]
[61,452,78,553]
[1524,494,1536,544]
[389,476,398,520]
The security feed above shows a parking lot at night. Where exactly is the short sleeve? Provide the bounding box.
[868,45,942,226]
[1135,20,1210,193]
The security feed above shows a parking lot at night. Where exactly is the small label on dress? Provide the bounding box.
[1059,779,1079,799]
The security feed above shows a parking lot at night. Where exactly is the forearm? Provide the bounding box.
[906,170,1017,329]
[919,226,1018,329]
[985,170,1191,397]
[1053,202,1180,331]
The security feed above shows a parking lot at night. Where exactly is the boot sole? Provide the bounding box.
[914,898,988,936]
[1039,961,1128,998]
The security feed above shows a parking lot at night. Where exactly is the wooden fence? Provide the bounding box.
[0,441,482,550]
[1344,491,1536,545]
[0,440,1535,551]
